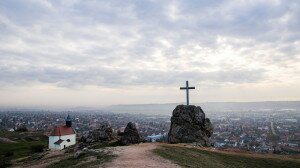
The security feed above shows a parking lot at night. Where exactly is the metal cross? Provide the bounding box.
[180,81,195,105]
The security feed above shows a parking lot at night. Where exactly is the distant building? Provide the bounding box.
[48,115,76,150]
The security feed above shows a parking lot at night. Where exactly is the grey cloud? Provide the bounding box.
[0,0,298,88]
[0,63,266,87]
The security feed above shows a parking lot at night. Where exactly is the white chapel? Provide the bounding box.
[48,114,76,150]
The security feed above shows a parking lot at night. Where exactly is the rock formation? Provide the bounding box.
[80,122,114,143]
[168,105,213,146]
[120,122,142,145]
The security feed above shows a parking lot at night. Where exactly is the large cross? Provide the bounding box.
[180,81,195,105]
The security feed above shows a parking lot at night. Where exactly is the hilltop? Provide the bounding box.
[104,143,300,168]
[1,139,300,168]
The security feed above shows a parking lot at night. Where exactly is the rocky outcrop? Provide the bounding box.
[80,122,114,143]
[120,122,142,145]
[168,105,213,146]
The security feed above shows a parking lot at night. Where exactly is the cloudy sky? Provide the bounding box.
[0,0,300,107]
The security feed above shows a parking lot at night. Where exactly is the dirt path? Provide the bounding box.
[105,143,180,168]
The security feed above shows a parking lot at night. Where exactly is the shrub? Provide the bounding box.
[30,144,44,153]
[4,151,14,157]
[15,125,28,132]
[0,156,12,168]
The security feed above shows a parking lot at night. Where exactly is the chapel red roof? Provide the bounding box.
[50,125,76,136]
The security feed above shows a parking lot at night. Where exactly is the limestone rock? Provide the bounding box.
[120,122,142,145]
[81,122,114,143]
[168,105,213,146]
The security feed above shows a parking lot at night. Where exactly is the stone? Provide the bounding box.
[168,105,213,146]
[80,122,114,143]
[120,122,142,145]
[73,150,85,159]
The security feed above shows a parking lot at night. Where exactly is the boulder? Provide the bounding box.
[73,150,85,159]
[81,122,114,143]
[168,105,213,146]
[120,122,142,145]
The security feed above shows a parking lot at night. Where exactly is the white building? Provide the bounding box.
[48,115,76,150]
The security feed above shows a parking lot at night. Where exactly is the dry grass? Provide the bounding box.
[153,144,300,168]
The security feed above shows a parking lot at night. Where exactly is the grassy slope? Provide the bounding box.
[0,129,117,167]
[46,151,115,168]
[0,141,47,159]
[153,145,300,168]
[0,130,48,160]
[0,130,47,141]
[46,141,118,168]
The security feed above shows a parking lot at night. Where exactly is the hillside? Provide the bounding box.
[1,140,300,168]
[153,144,300,168]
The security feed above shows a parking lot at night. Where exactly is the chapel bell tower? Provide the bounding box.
[66,114,72,127]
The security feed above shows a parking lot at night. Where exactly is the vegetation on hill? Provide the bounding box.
[0,141,46,159]
[0,130,47,167]
[0,130,47,157]
[0,129,118,168]
[46,150,115,168]
[153,145,300,168]
[0,130,48,142]
[46,141,117,168]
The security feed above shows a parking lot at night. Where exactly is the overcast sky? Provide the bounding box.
[0,0,300,107]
